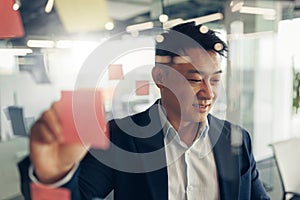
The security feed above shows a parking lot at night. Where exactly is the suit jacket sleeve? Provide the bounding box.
[18,151,114,200]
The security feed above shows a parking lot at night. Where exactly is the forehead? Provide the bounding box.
[172,48,220,73]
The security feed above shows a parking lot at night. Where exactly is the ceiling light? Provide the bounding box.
[27,40,55,48]
[45,0,55,13]
[159,14,169,23]
[240,6,276,16]
[263,14,276,20]
[199,25,209,34]
[231,1,244,12]
[105,22,114,31]
[126,22,154,32]
[56,40,73,48]
[214,43,223,51]
[163,18,184,29]
[155,35,164,43]
[0,48,32,56]
[186,13,224,25]
[12,0,21,11]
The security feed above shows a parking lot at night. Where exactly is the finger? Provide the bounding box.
[51,102,64,142]
[40,110,62,142]
[58,144,90,167]
[30,120,56,143]
[51,101,60,119]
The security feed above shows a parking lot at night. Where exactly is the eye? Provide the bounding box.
[187,79,202,83]
[210,79,220,85]
[211,79,220,82]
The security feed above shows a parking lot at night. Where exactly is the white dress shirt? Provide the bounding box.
[158,104,219,200]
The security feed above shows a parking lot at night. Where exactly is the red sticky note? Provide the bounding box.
[136,80,149,96]
[0,0,24,39]
[108,64,123,80]
[60,90,109,149]
[30,183,70,200]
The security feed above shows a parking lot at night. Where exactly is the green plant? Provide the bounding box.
[293,71,300,113]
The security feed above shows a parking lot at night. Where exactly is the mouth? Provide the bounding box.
[192,103,211,112]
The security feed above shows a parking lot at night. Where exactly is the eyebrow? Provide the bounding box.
[187,69,223,75]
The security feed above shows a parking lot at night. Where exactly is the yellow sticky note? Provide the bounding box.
[55,0,111,33]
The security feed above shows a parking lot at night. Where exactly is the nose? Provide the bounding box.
[196,80,214,100]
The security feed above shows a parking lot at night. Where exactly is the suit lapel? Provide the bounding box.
[133,102,168,200]
[208,114,240,200]
[135,131,168,200]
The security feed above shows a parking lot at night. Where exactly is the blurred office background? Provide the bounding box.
[1,0,300,199]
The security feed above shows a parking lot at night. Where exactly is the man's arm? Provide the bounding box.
[18,101,114,199]
[18,151,114,199]
[18,156,82,199]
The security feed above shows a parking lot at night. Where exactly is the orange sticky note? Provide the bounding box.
[60,90,109,149]
[30,183,70,200]
[108,64,123,80]
[136,80,150,96]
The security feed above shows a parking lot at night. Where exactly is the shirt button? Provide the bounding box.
[187,185,193,191]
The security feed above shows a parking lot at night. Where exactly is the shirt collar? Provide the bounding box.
[157,100,210,140]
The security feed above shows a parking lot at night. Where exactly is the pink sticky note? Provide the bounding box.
[136,80,149,96]
[60,90,109,149]
[108,64,123,80]
[30,183,70,200]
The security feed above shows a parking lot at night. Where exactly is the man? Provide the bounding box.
[18,22,270,200]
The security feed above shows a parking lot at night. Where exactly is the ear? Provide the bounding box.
[152,66,164,89]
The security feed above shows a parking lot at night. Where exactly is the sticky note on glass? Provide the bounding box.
[0,0,24,39]
[60,90,109,149]
[55,0,110,33]
[136,80,149,96]
[108,64,123,80]
[30,183,70,200]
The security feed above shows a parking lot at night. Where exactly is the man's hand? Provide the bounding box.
[29,101,89,184]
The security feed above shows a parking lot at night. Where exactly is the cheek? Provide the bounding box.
[164,87,196,107]
[212,87,219,99]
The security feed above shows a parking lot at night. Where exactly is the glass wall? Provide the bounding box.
[225,0,299,159]
[0,0,299,199]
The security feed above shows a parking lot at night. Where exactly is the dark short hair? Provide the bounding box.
[155,21,228,60]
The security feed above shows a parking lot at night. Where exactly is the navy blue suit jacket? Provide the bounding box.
[18,101,270,200]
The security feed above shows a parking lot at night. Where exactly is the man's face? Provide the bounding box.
[159,48,222,124]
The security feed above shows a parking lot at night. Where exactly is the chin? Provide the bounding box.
[187,115,208,123]
[197,112,209,121]
[197,118,207,123]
